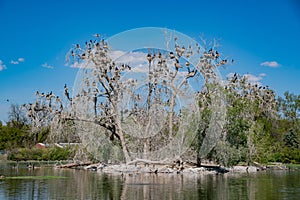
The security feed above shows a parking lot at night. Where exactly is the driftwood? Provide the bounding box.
[56,162,93,168]
[253,161,267,170]
[127,158,171,166]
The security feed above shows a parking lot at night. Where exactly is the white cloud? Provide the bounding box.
[260,61,280,68]
[18,58,25,62]
[243,73,266,85]
[259,73,266,77]
[114,51,147,66]
[11,60,19,65]
[108,50,126,61]
[244,74,262,82]
[226,73,266,86]
[68,51,149,71]
[69,61,81,68]
[41,63,54,69]
[0,60,7,71]
[10,57,25,65]
[69,61,89,68]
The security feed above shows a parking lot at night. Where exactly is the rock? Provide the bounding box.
[140,167,152,173]
[91,162,264,175]
[230,166,259,173]
[102,164,141,173]
[182,168,197,174]
[158,167,174,173]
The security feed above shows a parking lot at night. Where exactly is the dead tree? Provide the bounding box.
[25,34,229,164]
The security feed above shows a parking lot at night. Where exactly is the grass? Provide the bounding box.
[285,163,300,169]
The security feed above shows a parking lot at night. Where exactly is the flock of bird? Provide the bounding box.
[225,73,277,117]
[27,35,215,119]
[24,34,265,137]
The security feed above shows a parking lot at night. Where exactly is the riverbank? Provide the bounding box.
[1,159,299,175]
[79,161,300,174]
[59,161,286,174]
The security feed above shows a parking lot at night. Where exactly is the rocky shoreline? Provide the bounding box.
[81,163,264,175]
[53,159,293,175]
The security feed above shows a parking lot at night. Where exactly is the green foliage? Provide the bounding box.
[0,104,50,152]
[226,116,249,149]
[208,142,247,167]
[197,72,300,166]
[278,92,300,121]
[283,129,299,148]
[0,123,32,150]
[279,147,300,163]
[7,147,75,161]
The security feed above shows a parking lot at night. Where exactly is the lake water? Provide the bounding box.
[0,162,299,199]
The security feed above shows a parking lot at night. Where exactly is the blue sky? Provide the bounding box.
[0,0,299,123]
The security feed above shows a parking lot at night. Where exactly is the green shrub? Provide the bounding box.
[7,147,75,161]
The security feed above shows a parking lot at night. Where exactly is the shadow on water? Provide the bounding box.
[0,162,300,199]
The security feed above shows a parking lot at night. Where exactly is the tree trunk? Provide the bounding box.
[143,138,149,159]
[197,153,202,167]
[168,95,175,139]
[116,122,130,164]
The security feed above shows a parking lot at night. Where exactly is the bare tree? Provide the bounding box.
[24,34,229,164]
[8,104,27,129]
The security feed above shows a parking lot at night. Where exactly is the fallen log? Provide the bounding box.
[127,158,170,165]
[56,162,93,168]
[253,161,267,170]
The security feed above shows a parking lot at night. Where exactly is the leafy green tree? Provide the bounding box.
[211,74,278,166]
[278,92,300,123]
[283,129,299,148]
[0,123,31,150]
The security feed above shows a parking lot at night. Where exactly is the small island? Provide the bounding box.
[1,29,299,174]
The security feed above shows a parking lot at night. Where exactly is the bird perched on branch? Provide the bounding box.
[169,52,175,59]
[215,51,219,59]
[175,61,182,70]
[147,53,152,63]
[64,84,70,100]
[93,33,100,38]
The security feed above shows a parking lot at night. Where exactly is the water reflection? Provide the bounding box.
[0,163,300,199]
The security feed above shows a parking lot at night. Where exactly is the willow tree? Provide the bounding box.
[24,30,229,164]
[209,73,278,166]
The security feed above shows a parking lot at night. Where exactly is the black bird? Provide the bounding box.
[174,61,182,69]
[169,52,175,59]
[215,51,219,59]
[64,84,70,100]
[147,53,152,63]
